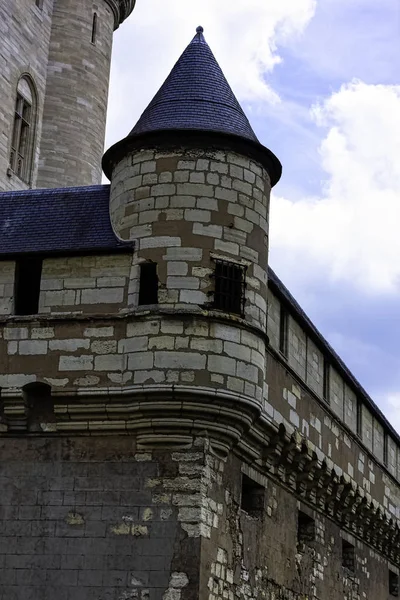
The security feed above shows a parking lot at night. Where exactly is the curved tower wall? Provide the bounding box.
[36,0,115,188]
[110,147,271,410]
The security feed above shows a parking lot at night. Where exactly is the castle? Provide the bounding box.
[0,2,399,599]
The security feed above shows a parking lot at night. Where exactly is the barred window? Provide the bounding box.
[9,76,37,184]
[212,259,246,316]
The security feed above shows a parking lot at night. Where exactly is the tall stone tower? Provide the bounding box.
[0,0,135,192]
[103,28,281,436]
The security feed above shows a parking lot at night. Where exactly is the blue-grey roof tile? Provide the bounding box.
[0,185,130,257]
[129,27,259,142]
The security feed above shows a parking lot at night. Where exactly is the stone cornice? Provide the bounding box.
[1,385,399,563]
[104,0,136,29]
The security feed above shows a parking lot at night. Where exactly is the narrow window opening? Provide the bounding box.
[10,77,36,183]
[91,13,98,44]
[14,258,43,315]
[138,262,158,305]
[297,511,315,546]
[389,570,399,597]
[356,398,362,438]
[323,359,330,403]
[23,383,54,432]
[241,474,264,518]
[35,0,44,8]
[279,305,288,356]
[341,540,355,574]
[212,259,246,316]
[10,94,32,181]
[384,433,389,466]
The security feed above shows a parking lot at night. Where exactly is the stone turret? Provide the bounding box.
[35,0,136,189]
[103,26,281,450]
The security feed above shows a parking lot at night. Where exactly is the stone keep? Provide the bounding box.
[103,28,281,419]
[0,0,135,192]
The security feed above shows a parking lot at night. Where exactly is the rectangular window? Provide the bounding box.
[342,540,355,574]
[323,359,330,403]
[279,305,288,356]
[138,262,158,305]
[389,570,399,597]
[212,259,246,316]
[297,511,315,546]
[14,258,42,315]
[241,474,264,518]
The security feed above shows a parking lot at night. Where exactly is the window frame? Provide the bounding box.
[211,258,247,317]
[9,75,37,185]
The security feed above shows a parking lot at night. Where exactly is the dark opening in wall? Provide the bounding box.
[323,359,330,403]
[356,398,362,438]
[384,434,389,466]
[390,570,399,597]
[241,474,264,518]
[138,262,158,305]
[297,511,315,546]
[14,258,42,315]
[35,0,43,8]
[91,13,98,44]
[23,383,54,432]
[342,539,355,574]
[279,305,288,356]
[212,259,246,316]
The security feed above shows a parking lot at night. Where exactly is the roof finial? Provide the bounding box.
[196,26,204,34]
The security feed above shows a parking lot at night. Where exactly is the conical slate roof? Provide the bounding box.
[129,27,259,142]
[103,27,282,186]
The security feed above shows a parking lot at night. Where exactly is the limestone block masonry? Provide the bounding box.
[110,147,271,408]
[0,0,54,192]
[36,0,116,188]
[0,0,136,191]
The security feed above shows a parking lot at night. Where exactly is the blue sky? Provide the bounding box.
[105,0,400,431]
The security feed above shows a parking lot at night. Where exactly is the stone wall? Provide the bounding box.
[0,253,132,317]
[201,452,395,600]
[0,0,54,191]
[0,436,203,600]
[39,254,132,314]
[110,148,270,332]
[267,286,400,488]
[36,0,115,188]
[0,433,397,599]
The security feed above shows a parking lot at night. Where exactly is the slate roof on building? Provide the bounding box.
[0,185,131,257]
[0,182,396,444]
[129,27,259,142]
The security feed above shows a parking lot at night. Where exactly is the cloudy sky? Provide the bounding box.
[104,0,400,432]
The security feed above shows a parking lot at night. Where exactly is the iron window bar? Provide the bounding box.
[211,258,247,316]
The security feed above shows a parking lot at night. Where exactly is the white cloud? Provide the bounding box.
[105,0,316,149]
[270,80,400,294]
